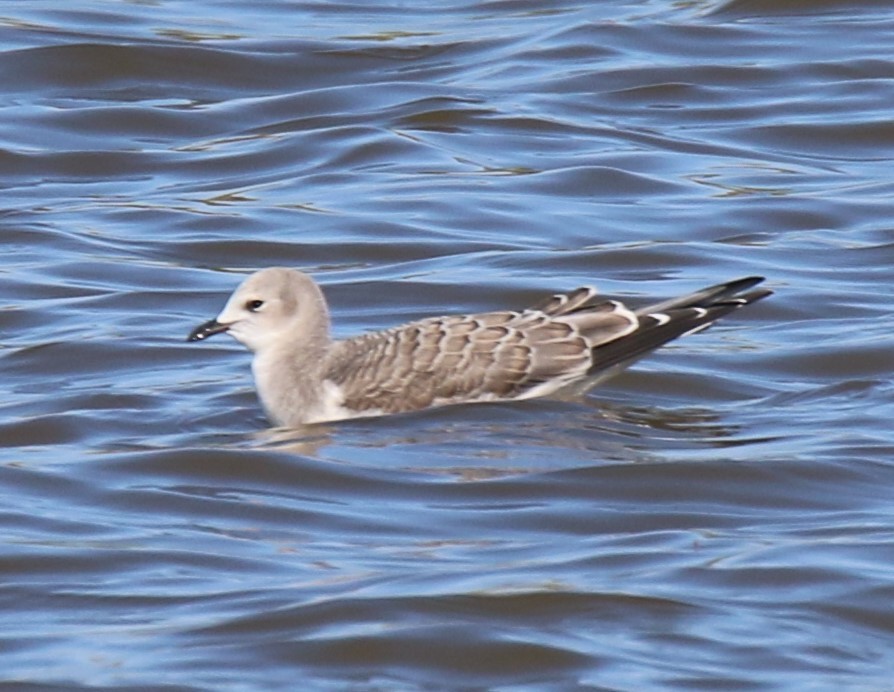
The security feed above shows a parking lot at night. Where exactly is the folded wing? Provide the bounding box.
[326,277,770,414]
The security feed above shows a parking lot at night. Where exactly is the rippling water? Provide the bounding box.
[3,0,894,688]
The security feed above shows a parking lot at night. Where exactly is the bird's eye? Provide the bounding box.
[246,299,264,312]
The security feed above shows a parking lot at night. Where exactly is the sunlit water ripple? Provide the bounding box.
[2,0,894,689]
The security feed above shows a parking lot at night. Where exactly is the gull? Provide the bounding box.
[188,268,771,426]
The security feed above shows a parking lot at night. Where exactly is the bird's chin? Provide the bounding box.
[221,325,261,351]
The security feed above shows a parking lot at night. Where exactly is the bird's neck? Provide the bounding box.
[251,332,332,427]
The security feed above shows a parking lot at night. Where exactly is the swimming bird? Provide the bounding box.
[188,268,771,426]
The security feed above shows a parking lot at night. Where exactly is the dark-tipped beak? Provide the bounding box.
[187,319,230,342]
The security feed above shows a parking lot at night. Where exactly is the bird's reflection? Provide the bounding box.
[247,394,750,481]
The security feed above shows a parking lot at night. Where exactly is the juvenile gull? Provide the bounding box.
[188,268,771,426]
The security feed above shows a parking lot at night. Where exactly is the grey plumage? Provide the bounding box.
[188,268,771,426]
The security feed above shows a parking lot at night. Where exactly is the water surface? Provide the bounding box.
[2,0,894,689]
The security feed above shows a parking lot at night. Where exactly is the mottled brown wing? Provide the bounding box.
[324,298,637,415]
[530,286,599,316]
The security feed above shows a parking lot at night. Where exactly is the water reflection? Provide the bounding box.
[249,394,754,480]
[3,0,894,688]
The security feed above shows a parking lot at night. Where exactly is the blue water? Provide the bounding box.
[2,0,894,689]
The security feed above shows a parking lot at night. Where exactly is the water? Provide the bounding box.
[2,0,894,688]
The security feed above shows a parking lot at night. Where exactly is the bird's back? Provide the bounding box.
[324,293,640,416]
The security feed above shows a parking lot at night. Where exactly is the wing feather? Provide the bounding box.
[325,297,641,413]
[323,278,770,415]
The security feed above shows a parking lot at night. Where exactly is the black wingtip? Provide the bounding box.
[737,287,773,305]
[693,276,772,308]
[711,275,765,297]
[728,275,765,292]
